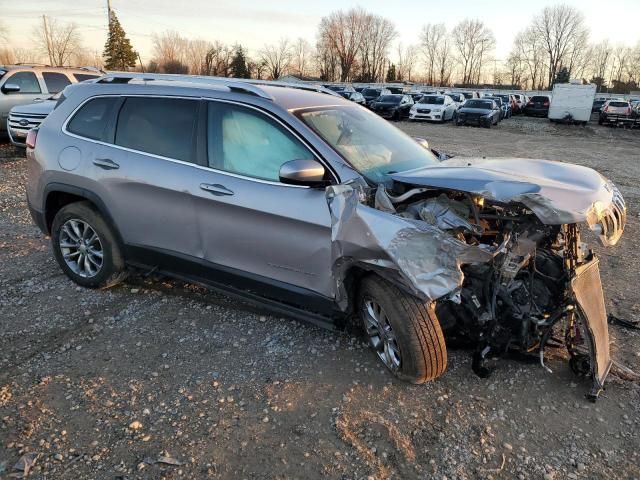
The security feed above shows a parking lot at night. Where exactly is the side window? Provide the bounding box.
[207,102,313,182]
[4,71,41,94]
[67,97,118,141]
[115,97,198,162]
[42,72,71,93]
[73,73,100,82]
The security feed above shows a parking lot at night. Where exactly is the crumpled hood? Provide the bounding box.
[390,157,626,244]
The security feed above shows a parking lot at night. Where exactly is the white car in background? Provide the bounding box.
[409,94,457,122]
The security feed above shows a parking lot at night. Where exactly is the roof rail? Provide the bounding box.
[96,72,342,99]
[97,72,274,100]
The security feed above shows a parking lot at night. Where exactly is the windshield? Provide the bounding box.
[377,95,401,103]
[419,96,444,105]
[447,94,461,102]
[462,92,473,99]
[362,88,381,96]
[297,106,440,183]
[465,100,492,109]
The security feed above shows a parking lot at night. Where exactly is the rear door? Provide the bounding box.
[66,95,204,260]
[194,100,335,301]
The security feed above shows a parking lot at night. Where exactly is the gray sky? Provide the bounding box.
[3,0,640,62]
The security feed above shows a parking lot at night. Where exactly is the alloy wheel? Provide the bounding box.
[363,298,402,372]
[59,219,104,278]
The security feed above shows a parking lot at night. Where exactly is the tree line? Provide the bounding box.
[1,5,639,92]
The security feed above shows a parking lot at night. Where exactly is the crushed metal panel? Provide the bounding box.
[571,256,612,400]
[327,184,492,308]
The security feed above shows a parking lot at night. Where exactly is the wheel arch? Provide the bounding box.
[43,183,125,248]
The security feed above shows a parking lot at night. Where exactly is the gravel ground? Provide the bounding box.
[1,116,639,480]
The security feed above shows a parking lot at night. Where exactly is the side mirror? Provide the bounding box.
[1,83,21,94]
[279,159,328,187]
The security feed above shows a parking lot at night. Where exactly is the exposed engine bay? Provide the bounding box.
[326,158,626,400]
[388,189,610,398]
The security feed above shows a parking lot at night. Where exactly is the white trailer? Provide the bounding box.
[548,82,597,124]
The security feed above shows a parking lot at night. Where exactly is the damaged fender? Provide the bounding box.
[327,184,493,309]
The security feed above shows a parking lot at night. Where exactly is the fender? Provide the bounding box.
[43,182,125,248]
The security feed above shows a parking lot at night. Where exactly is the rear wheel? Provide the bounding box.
[51,201,128,289]
[358,276,447,383]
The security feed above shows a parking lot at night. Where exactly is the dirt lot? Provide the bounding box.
[1,116,639,479]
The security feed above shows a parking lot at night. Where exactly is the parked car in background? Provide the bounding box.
[338,90,366,105]
[455,98,501,127]
[409,94,457,122]
[386,85,405,94]
[8,93,58,147]
[592,98,607,113]
[460,91,479,100]
[370,94,414,120]
[0,64,101,137]
[511,93,527,113]
[407,92,424,103]
[598,99,632,125]
[485,96,507,120]
[362,87,391,107]
[323,84,355,94]
[524,95,551,117]
[444,92,466,108]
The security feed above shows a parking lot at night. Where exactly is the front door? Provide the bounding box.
[194,100,334,302]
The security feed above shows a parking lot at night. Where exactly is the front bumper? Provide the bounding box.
[457,115,488,126]
[7,125,28,147]
[570,255,612,401]
[409,111,442,121]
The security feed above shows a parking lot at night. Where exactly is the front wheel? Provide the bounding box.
[358,276,447,383]
[51,201,128,289]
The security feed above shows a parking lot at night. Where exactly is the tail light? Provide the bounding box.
[604,106,609,113]
[543,101,549,106]
[26,128,38,149]
[627,107,632,115]
[527,101,533,106]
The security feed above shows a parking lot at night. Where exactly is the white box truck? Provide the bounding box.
[548,81,597,124]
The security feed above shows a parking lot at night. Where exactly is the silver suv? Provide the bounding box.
[26,73,626,398]
[1,64,101,142]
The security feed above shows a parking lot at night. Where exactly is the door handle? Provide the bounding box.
[93,158,120,170]
[200,183,234,196]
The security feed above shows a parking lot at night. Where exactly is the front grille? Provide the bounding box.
[8,112,47,131]
[595,183,626,246]
[417,108,431,113]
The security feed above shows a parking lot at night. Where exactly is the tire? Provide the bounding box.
[358,276,447,383]
[51,201,128,289]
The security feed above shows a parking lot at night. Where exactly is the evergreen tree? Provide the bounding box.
[553,66,570,86]
[230,45,250,78]
[386,64,396,82]
[103,10,137,71]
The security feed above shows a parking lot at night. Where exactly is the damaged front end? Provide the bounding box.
[328,158,626,400]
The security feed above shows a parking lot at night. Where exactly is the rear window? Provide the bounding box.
[362,88,381,96]
[378,95,401,103]
[67,97,118,141]
[73,73,100,82]
[42,72,71,94]
[609,101,629,107]
[531,96,550,102]
[115,97,198,162]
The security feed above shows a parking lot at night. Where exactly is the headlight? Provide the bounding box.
[410,106,417,112]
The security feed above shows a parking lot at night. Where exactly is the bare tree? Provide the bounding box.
[589,40,612,82]
[531,5,588,88]
[260,38,293,79]
[452,19,495,85]
[203,41,233,76]
[611,45,630,83]
[396,44,418,82]
[292,38,313,78]
[151,30,187,66]
[315,35,339,82]
[317,8,369,81]
[511,28,547,89]
[358,14,396,82]
[33,16,81,66]
[419,24,447,84]
[184,39,211,75]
